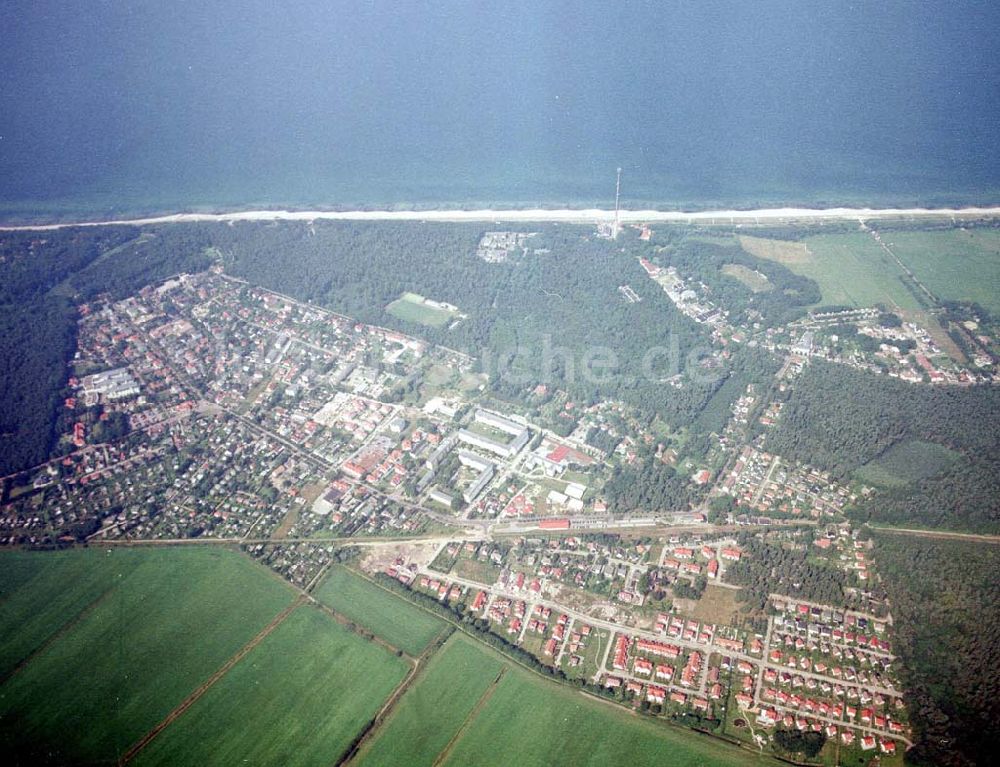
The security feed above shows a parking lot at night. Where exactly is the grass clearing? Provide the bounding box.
[135,605,409,767]
[386,292,459,328]
[0,548,295,765]
[739,235,811,265]
[884,228,1000,314]
[721,263,772,292]
[314,566,446,655]
[451,555,501,585]
[442,658,781,767]
[683,583,743,626]
[856,440,962,487]
[358,633,505,766]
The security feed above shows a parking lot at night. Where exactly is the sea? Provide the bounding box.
[1,0,999,220]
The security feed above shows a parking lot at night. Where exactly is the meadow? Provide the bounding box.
[0,547,295,765]
[313,566,446,655]
[358,633,505,766]
[135,605,409,767]
[882,228,1000,314]
[385,292,456,327]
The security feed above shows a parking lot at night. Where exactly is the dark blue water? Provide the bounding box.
[2,1,999,219]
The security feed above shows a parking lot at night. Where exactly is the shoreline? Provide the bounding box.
[2,204,1000,231]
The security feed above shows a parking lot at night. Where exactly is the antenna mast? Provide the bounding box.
[613,167,622,238]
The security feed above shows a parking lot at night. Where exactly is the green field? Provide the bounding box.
[314,566,446,655]
[882,228,1000,314]
[741,233,921,309]
[856,439,962,487]
[361,630,779,767]
[441,656,781,767]
[0,548,295,765]
[0,548,147,679]
[386,292,457,327]
[358,633,505,766]
[136,605,409,767]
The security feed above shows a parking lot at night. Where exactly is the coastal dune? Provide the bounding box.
[2,205,1000,231]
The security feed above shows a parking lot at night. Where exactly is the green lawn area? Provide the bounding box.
[0,548,148,679]
[439,646,781,767]
[742,233,921,310]
[358,633,504,766]
[386,292,456,327]
[313,566,446,655]
[882,228,1000,314]
[0,548,295,765]
[856,439,962,488]
[136,605,409,767]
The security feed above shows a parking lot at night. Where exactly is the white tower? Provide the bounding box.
[613,167,622,238]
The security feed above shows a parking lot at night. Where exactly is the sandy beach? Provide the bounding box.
[2,204,1000,231]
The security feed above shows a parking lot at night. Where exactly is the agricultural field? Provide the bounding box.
[135,605,409,767]
[0,548,145,679]
[314,566,446,655]
[882,228,1000,314]
[358,633,505,767]
[855,439,962,487]
[386,292,459,327]
[0,548,295,765]
[740,233,921,310]
[441,660,781,767]
[721,263,772,292]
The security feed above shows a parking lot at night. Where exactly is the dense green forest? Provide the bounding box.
[873,534,1000,767]
[0,299,79,475]
[0,227,213,476]
[725,536,855,612]
[65,227,213,300]
[604,457,701,514]
[765,361,1000,532]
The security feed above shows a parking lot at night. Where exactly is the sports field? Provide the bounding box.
[0,548,295,765]
[386,292,458,327]
[881,228,1000,314]
[135,605,409,767]
[313,566,446,655]
[358,633,505,766]
[740,233,921,309]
